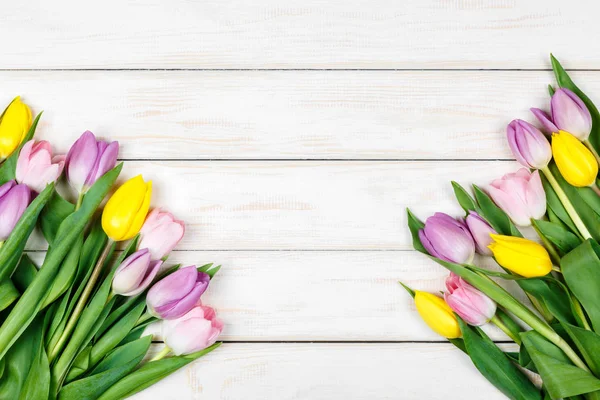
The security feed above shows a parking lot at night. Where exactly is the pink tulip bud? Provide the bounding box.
[487,168,546,226]
[112,248,162,296]
[0,180,30,241]
[147,266,210,319]
[138,208,185,260]
[419,212,475,264]
[506,119,551,169]
[163,305,223,355]
[465,212,496,256]
[444,273,496,326]
[65,131,119,194]
[16,140,65,193]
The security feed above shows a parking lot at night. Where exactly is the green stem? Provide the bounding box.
[48,239,114,363]
[541,166,592,240]
[490,315,522,345]
[572,296,592,331]
[75,192,84,210]
[584,139,600,167]
[531,218,561,265]
[149,345,171,362]
[591,184,600,198]
[135,311,153,327]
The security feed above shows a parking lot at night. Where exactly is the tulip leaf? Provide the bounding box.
[0,111,42,186]
[18,319,50,400]
[532,219,581,256]
[457,317,541,400]
[517,277,579,327]
[0,280,19,313]
[472,185,522,237]
[451,181,478,213]
[41,235,83,308]
[548,84,555,96]
[540,171,580,236]
[551,54,600,155]
[560,321,600,377]
[39,191,75,244]
[198,262,222,279]
[406,208,426,253]
[11,255,37,292]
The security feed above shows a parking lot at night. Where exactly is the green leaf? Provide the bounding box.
[11,255,37,292]
[541,171,580,236]
[472,185,522,237]
[39,191,75,244]
[0,111,42,186]
[451,181,477,213]
[19,319,50,400]
[517,277,578,327]
[41,235,83,308]
[406,208,426,253]
[548,84,556,96]
[0,280,19,313]
[197,263,222,279]
[532,219,582,256]
[458,317,541,400]
[561,321,600,378]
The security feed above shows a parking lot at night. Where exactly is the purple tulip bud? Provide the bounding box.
[138,208,185,260]
[465,212,496,256]
[487,168,546,226]
[112,248,162,296]
[551,88,592,141]
[0,180,30,241]
[163,305,223,355]
[506,119,551,169]
[65,131,119,194]
[444,273,496,326]
[147,266,210,319]
[530,108,558,134]
[419,212,475,264]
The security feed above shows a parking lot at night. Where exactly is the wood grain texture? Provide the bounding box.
[4,70,600,159]
[1,0,596,69]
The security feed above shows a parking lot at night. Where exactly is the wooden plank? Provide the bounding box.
[5,70,600,159]
[1,1,595,69]
[132,343,521,399]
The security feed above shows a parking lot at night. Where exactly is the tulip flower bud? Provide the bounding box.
[138,209,185,260]
[553,89,592,140]
[418,212,475,264]
[487,169,546,226]
[0,97,32,159]
[488,234,552,278]
[506,119,551,169]
[414,291,461,339]
[552,131,598,187]
[163,305,223,355]
[112,248,162,296]
[15,140,65,193]
[65,131,119,194]
[147,266,210,320]
[102,175,152,241]
[465,212,496,256]
[444,273,496,326]
[0,180,30,241]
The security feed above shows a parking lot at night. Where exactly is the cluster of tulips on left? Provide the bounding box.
[0,97,223,400]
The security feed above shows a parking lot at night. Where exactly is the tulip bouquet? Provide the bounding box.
[0,98,223,399]
[403,55,600,400]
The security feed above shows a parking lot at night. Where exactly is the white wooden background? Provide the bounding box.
[2,0,593,398]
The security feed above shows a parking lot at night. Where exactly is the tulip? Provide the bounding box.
[506,119,551,169]
[532,88,592,141]
[488,234,552,278]
[414,291,461,339]
[15,140,65,193]
[487,169,546,226]
[551,131,598,187]
[0,97,32,159]
[163,305,223,355]
[418,213,475,264]
[102,175,152,241]
[112,248,162,296]
[465,212,496,256]
[147,266,210,319]
[444,273,496,326]
[138,209,185,260]
[65,131,119,195]
[0,180,30,242]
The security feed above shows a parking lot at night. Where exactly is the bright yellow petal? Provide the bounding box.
[0,97,32,159]
[552,131,598,187]
[415,291,461,339]
[102,175,151,241]
[122,180,152,240]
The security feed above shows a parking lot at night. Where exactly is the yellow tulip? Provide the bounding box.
[488,234,552,278]
[0,97,32,159]
[102,175,152,241]
[414,291,461,339]
[552,130,598,187]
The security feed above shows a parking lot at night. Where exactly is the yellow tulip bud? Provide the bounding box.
[488,234,552,278]
[552,130,598,187]
[414,291,461,339]
[102,175,152,241]
[0,97,32,159]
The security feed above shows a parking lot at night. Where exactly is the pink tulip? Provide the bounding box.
[487,168,546,226]
[465,212,496,256]
[0,180,30,241]
[138,209,185,260]
[444,273,496,326]
[112,248,162,296]
[15,140,65,193]
[147,266,210,319]
[163,305,223,355]
[65,131,119,194]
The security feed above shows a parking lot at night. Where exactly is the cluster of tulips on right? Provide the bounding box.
[404,56,600,400]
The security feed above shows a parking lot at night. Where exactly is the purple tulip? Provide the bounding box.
[147,266,210,320]
[531,88,592,141]
[506,119,551,169]
[112,248,162,296]
[487,168,546,227]
[419,213,475,264]
[65,131,119,194]
[444,273,496,326]
[163,305,223,355]
[138,208,185,260]
[0,180,30,241]
[465,212,496,256]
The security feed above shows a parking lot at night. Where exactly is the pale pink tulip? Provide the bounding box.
[138,209,185,260]
[163,305,223,355]
[444,273,496,326]
[15,140,65,193]
[112,248,162,296]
